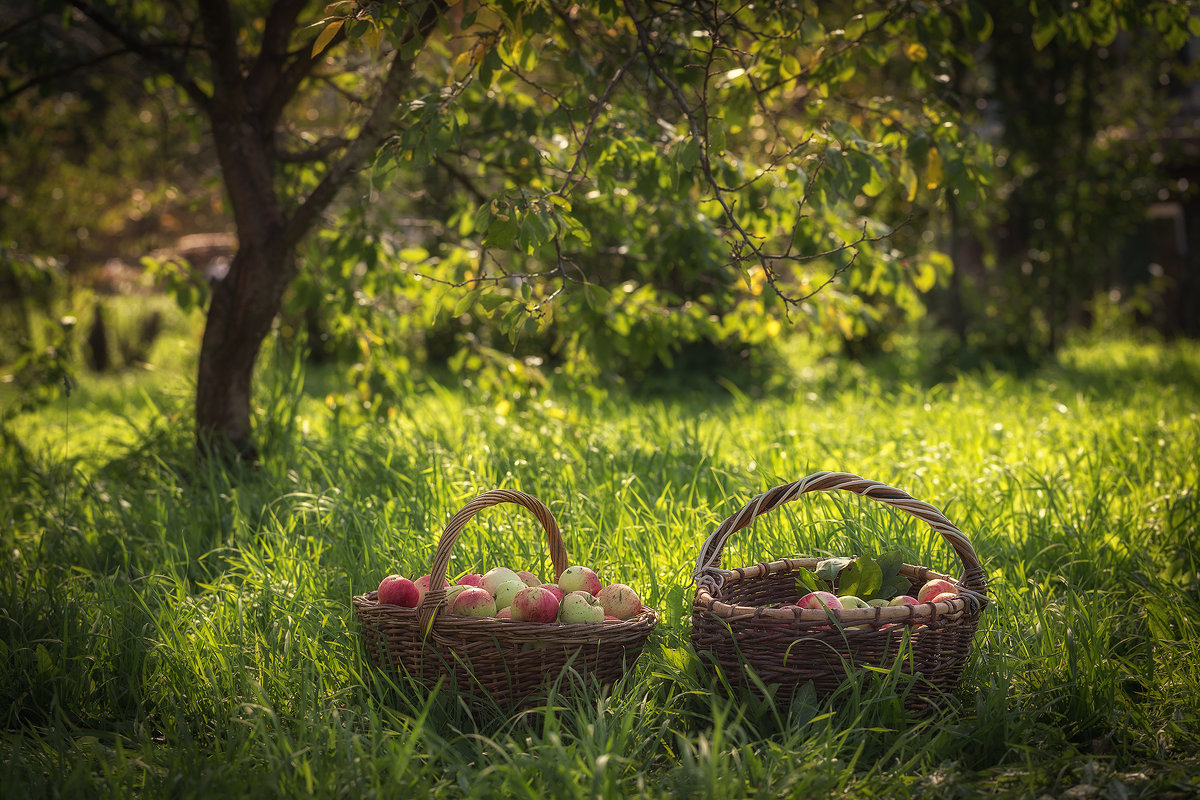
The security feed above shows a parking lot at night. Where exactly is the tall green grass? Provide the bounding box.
[2,335,1198,798]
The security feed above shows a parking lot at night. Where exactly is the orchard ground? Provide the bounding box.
[2,329,1199,799]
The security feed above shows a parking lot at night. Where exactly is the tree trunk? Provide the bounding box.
[195,237,296,459]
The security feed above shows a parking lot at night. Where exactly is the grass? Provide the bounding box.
[2,332,1199,798]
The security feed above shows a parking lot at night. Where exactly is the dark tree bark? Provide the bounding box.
[181,0,447,458]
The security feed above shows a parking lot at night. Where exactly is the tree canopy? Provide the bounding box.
[2,0,1195,455]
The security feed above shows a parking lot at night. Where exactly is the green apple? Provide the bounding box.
[838,595,871,609]
[492,578,526,611]
[558,590,605,623]
[481,567,521,595]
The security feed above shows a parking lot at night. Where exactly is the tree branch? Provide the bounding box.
[282,1,449,250]
[246,0,310,111]
[68,1,210,108]
[194,0,242,110]
[0,47,128,106]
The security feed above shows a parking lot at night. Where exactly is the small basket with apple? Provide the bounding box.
[353,489,659,709]
[690,471,988,711]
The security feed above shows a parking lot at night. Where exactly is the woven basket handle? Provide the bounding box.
[693,471,986,596]
[416,489,570,633]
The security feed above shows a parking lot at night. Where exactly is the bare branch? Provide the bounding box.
[0,47,127,106]
[68,1,210,108]
[276,136,350,163]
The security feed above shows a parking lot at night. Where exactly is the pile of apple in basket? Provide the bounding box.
[375,565,644,623]
[794,550,961,623]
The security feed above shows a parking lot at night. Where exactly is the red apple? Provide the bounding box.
[888,595,919,606]
[604,615,620,622]
[449,587,497,617]
[930,591,960,604]
[538,583,564,603]
[558,565,603,596]
[377,574,419,607]
[456,573,484,587]
[596,583,642,620]
[414,574,452,605]
[797,591,843,611]
[496,607,513,619]
[511,585,560,622]
[917,579,957,603]
[443,585,470,606]
[516,570,543,588]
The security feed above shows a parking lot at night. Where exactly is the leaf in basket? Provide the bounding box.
[875,549,905,577]
[796,569,825,595]
[869,549,910,601]
[838,556,882,599]
[814,557,854,583]
[876,573,912,601]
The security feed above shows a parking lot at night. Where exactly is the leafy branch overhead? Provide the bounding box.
[314,0,991,345]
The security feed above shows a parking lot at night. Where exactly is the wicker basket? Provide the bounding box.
[353,489,659,709]
[690,472,988,710]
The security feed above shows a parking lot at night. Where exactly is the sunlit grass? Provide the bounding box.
[2,334,1199,798]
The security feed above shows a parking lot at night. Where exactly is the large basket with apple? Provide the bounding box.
[690,472,988,711]
[353,489,659,710]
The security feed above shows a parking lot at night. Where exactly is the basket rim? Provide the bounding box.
[692,555,974,624]
[355,590,661,641]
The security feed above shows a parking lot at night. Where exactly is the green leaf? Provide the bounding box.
[877,574,912,600]
[914,261,937,292]
[837,555,882,599]
[453,287,482,317]
[875,549,904,577]
[796,569,824,595]
[479,293,507,313]
[1032,21,1057,51]
[484,217,518,250]
[709,121,726,156]
[815,556,854,583]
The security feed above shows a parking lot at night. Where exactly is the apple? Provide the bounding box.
[604,615,620,622]
[496,607,513,619]
[797,591,843,611]
[930,591,960,604]
[838,595,871,609]
[377,575,419,607]
[481,567,521,595]
[511,586,560,622]
[492,578,527,611]
[444,584,471,605]
[449,587,497,617]
[867,598,889,608]
[888,595,919,606]
[596,583,642,620]
[558,590,605,623]
[559,565,603,596]
[414,574,451,604]
[917,579,957,603]
[456,573,484,587]
[516,570,543,588]
[538,583,564,603]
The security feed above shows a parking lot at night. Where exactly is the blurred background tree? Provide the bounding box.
[1,0,1197,456]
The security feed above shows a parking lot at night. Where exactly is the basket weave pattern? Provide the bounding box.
[691,472,988,707]
[353,490,658,708]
